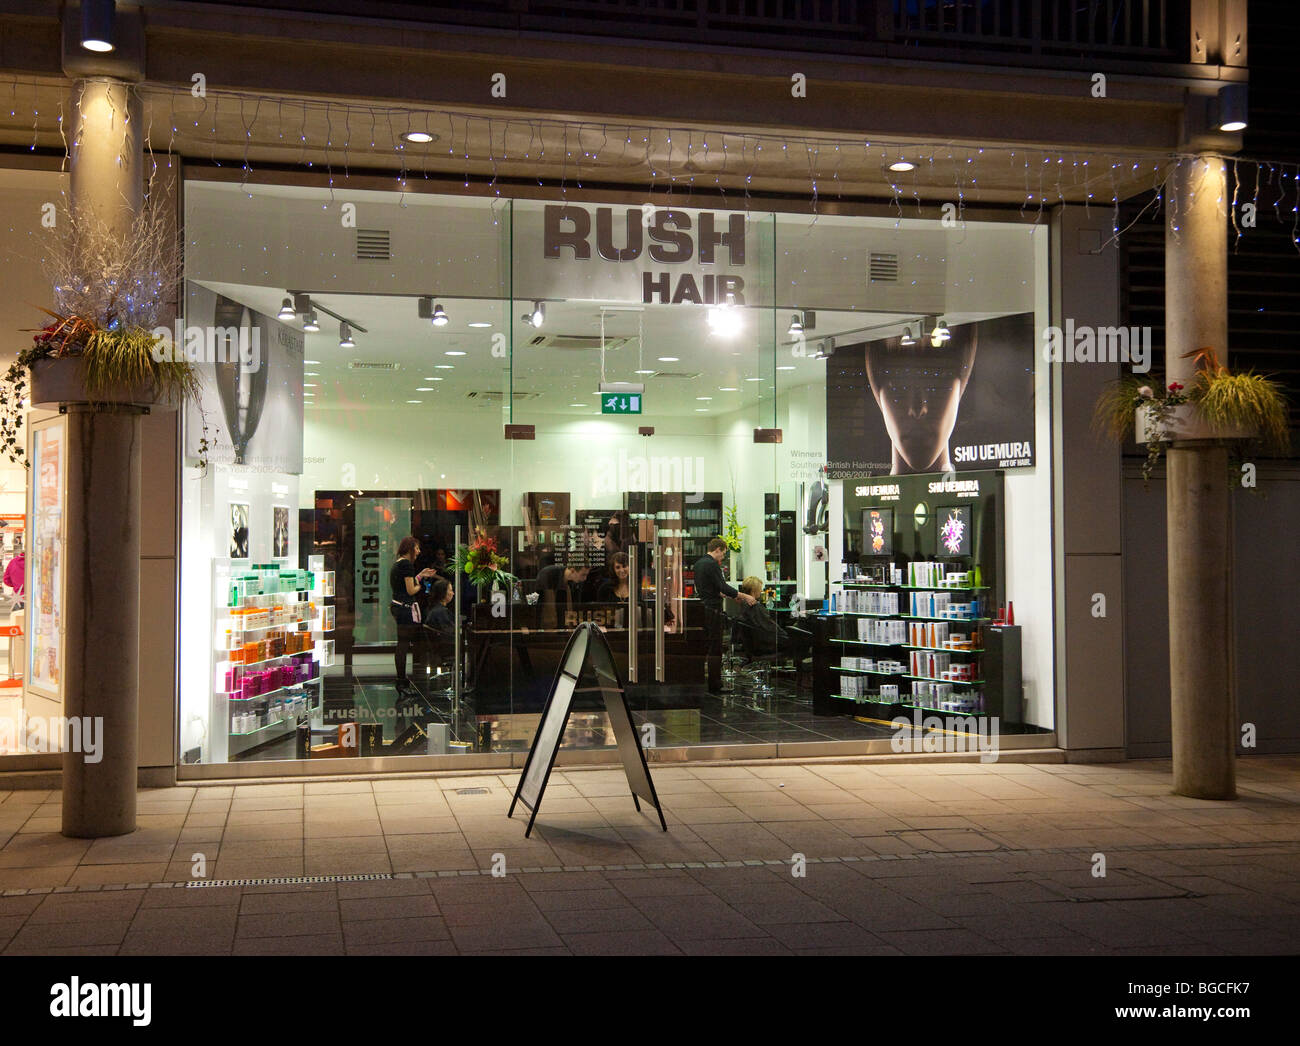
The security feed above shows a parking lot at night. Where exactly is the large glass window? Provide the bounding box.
[179,179,1054,769]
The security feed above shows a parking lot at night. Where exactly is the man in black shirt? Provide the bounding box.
[693,537,757,693]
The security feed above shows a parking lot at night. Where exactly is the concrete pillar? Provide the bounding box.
[1164,155,1236,800]
[61,76,146,837]
[69,78,141,237]
[61,409,142,837]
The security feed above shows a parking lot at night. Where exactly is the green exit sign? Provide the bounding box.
[601,393,642,415]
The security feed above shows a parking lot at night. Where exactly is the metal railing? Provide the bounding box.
[160,0,1189,63]
[893,0,1177,58]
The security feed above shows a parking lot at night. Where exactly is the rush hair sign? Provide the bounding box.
[541,204,749,305]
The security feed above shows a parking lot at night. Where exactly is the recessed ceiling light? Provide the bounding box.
[406,399,423,404]
[745,377,764,382]
[569,403,585,407]
[635,369,655,375]
[416,387,435,392]
[658,356,679,363]
[718,387,738,392]
[445,350,466,356]
[777,365,795,371]
[889,160,916,173]
[435,365,454,369]
[304,359,320,365]
[303,383,318,388]
[402,131,434,144]
[695,408,708,412]
[468,322,491,328]
[696,396,712,401]
[305,371,320,376]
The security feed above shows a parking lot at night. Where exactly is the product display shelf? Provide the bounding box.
[838,582,896,589]
[903,645,984,654]
[830,637,901,648]
[215,559,336,760]
[827,610,897,618]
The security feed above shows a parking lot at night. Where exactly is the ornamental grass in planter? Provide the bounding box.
[1093,348,1290,483]
[0,196,206,466]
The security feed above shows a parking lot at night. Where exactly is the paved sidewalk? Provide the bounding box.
[0,755,1298,955]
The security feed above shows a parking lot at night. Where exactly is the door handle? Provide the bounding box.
[654,543,665,682]
[627,543,638,683]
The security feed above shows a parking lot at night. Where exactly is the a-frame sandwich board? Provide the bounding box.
[508,622,667,838]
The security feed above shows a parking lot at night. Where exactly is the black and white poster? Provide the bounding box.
[183,282,305,474]
[826,312,1036,478]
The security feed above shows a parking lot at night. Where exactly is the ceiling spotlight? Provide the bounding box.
[339,322,354,349]
[417,296,449,326]
[888,160,916,173]
[402,131,434,144]
[302,310,320,333]
[900,324,916,347]
[787,313,803,336]
[529,301,545,328]
[81,0,116,52]
[931,318,951,347]
[813,337,837,360]
[277,297,295,320]
[1216,83,1248,132]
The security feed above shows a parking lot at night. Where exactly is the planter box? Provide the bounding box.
[29,356,176,411]
[1135,402,1256,444]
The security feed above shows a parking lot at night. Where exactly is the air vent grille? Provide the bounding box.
[466,390,540,401]
[355,228,391,261]
[869,251,899,283]
[347,361,400,371]
[528,334,631,351]
[651,371,702,379]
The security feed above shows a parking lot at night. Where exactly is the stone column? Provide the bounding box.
[61,78,145,838]
[1163,155,1236,800]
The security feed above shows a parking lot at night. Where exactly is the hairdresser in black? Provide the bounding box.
[692,537,757,694]
[390,535,437,695]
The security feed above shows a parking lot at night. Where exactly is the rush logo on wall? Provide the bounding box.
[826,312,1036,478]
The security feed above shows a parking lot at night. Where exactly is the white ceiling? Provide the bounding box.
[201,281,1004,417]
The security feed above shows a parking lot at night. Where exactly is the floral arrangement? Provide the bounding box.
[0,197,207,467]
[454,535,518,590]
[719,504,745,553]
[1094,348,1290,484]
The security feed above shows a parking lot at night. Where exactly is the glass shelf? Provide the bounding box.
[903,645,983,654]
[899,615,990,623]
[905,674,984,685]
[829,638,901,647]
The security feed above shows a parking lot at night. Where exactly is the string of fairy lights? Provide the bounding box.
[4,76,1300,255]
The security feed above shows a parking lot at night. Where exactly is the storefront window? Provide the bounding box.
[179,178,1054,768]
[0,169,60,760]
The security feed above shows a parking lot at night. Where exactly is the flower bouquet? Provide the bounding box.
[454,535,518,592]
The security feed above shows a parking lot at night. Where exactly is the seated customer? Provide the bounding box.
[734,576,812,665]
[425,578,456,637]
[595,552,631,603]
